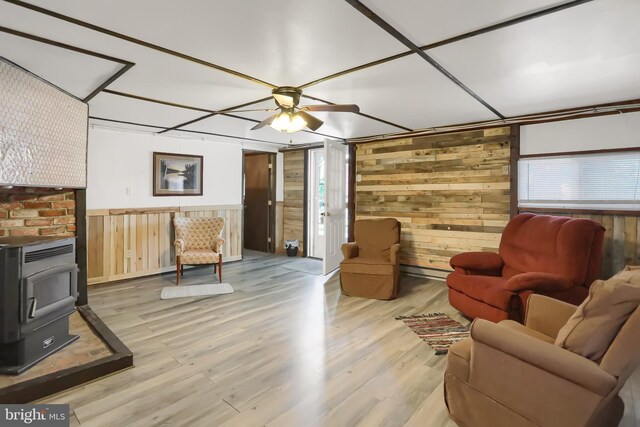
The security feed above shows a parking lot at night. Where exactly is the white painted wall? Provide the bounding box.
[521,111,640,155]
[87,126,281,209]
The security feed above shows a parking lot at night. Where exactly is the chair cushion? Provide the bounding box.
[354,218,400,260]
[555,266,640,361]
[447,273,513,311]
[340,257,395,276]
[498,320,555,344]
[174,216,225,250]
[180,249,220,264]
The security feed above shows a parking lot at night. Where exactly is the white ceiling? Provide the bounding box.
[428,0,640,116]
[0,31,123,99]
[0,0,638,146]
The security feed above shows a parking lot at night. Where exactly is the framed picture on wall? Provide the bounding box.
[153,152,203,196]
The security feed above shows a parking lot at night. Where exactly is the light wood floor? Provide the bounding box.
[39,255,640,427]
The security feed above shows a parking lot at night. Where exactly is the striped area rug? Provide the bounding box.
[395,313,470,355]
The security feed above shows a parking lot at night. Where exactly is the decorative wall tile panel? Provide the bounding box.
[0,58,88,188]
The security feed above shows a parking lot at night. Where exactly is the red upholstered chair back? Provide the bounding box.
[499,213,605,287]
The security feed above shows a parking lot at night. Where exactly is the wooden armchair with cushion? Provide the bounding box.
[444,266,640,427]
[447,213,605,322]
[340,218,401,300]
[173,216,225,285]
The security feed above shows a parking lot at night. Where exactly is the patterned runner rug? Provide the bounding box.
[395,313,470,355]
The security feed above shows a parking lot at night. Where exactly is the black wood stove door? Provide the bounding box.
[21,264,78,325]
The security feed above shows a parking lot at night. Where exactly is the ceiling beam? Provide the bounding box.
[347,98,640,144]
[2,0,276,89]
[155,97,273,134]
[301,0,594,89]
[102,89,263,124]
[89,116,289,146]
[99,90,343,140]
[344,0,505,119]
[83,63,133,102]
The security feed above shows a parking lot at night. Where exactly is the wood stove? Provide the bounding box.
[0,237,78,375]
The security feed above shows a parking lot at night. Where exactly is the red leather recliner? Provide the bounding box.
[447,213,605,323]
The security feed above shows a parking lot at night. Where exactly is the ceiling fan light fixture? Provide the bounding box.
[270,112,307,133]
[287,113,307,133]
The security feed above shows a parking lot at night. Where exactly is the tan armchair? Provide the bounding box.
[444,294,640,427]
[173,216,225,285]
[339,218,401,300]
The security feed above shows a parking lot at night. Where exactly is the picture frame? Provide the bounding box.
[153,152,203,196]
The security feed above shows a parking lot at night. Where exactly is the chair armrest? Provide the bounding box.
[525,294,577,339]
[174,239,185,257]
[341,243,358,260]
[390,243,401,266]
[506,272,576,292]
[471,319,616,396]
[449,252,504,275]
[213,237,225,253]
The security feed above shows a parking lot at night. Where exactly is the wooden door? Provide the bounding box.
[323,140,348,275]
[244,153,270,252]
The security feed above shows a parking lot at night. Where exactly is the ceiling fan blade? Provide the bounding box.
[221,108,276,113]
[251,114,277,130]
[302,104,360,113]
[298,111,324,131]
[273,93,295,108]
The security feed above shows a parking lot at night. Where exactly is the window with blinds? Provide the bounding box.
[518,151,640,210]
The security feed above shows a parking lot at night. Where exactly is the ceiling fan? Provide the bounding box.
[226,87,360,133]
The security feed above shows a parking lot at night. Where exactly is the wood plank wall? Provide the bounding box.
[522,210,640,279]
[283,150,305,255]
[87,205,242,285]
[355,127,512,270]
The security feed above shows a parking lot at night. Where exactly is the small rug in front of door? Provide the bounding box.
[395,313,470,355]
[283,258,323,276]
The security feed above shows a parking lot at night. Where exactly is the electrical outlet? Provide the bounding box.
[125,250,132,259]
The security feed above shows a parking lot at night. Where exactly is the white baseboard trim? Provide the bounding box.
[400,265,449,281]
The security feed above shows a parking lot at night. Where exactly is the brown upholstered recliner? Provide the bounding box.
[447,213,604,322]
[340,218,401,300]
[444,294,640,427]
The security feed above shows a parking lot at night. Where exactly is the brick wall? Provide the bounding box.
[0,188,76,237]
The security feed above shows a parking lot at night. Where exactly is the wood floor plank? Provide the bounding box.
[36,254,639,426]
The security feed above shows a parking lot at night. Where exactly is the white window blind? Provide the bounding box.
[518,151,640,210]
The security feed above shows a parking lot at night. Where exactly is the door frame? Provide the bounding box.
[242,150,277,255]
[306,147,324,259]
[303,148,309,257]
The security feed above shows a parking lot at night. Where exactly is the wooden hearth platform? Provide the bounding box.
[0,305,133,403]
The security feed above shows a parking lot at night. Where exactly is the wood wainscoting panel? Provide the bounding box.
[283,150,305,255]
[87,205,242,285]
[355,127,512,271]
